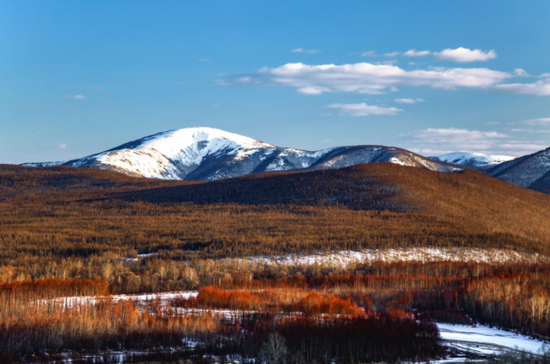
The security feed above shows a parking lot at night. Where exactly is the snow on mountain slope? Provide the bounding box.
[488,146,550,190]
[431,152,514,169]
[23,127,460,181]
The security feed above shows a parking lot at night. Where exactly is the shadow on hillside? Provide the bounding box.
[105,166,406,211]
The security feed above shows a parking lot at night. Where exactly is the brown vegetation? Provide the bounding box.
[1,163,550,266]
[2,164,550,361]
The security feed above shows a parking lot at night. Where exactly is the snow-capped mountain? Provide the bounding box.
[488,147,550,191]
[431,152,514,169]
[23,127,460,180]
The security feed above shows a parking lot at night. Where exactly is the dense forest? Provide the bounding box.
[2,261,550,362]
[1,163,550,263]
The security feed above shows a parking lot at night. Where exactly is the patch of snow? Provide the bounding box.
[229,248,546,268]
[21,161,66,167]
[437,323,549,355]
[48,291,198,308]
[389,157,407,166]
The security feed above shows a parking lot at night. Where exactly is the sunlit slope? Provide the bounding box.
[1,163,550,259]
[120,163,550,254]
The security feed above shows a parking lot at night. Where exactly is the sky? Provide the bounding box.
[1,0,550,164]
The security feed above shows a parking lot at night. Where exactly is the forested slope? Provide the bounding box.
[1,163,550,261]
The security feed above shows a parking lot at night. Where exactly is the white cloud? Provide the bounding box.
[58,143,67,149]
[358,47,498,62]
[297,86,330,95]
[66,94,87,100]
[495,78,550,96]
[404,49,432,57]
[197,58,211,63]
[384,51,400,57]
[328,103,403,117]
[508,128,550,133]
[225,62,512,95]
[406,127,506,151]
[434,47,497,62]
[395,98,425,104]
[519,117,550,125]
[291,48,320,54]
[498,142,549,151]
[376,60,399,66]
[405,127,545,156]
[361,51,377,57]
[513,68,530,77]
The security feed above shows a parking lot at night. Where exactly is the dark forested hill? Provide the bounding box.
[1,163,550,260]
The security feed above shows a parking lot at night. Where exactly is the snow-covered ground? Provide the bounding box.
[435,323,549,362]
[48,291,198,308]
[228,247,547,268]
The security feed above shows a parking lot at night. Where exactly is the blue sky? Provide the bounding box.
[1,0,550,163]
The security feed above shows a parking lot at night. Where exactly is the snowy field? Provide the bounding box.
[435,323,549,362]
[228,247,547,268]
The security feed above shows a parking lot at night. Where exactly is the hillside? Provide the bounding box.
[2,163,550,261]
[23,127,459,180]
[488,147,550,190]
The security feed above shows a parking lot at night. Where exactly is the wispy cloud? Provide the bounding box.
[197,58,212,63]
[58,143,67,149]
[404,127,545,156]
[384,51,400,57]
[519,117,550,125]
[395,47,497,63]
[361,51,377,57]
[495,78,550,96]
[223,62,512,95]
[404,49,431,57]
[395,98,425,104]
[66,94,87,100]
[291,48,320,54]
[509,128,550,133]
[328,103,403,117]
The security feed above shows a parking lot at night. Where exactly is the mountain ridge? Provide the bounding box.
[431,152,514,169]
[23,126,460,181]
[487,146,550,191]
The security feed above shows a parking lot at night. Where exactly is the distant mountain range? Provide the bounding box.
[430,152,514,169]
[22,127,459,180]
[21,126,550,194]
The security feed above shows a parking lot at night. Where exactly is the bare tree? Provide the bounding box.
[258,333,288,364]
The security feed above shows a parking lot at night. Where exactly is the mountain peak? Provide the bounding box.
[132,127,275,156]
